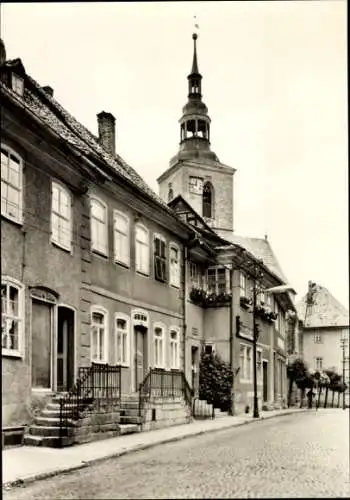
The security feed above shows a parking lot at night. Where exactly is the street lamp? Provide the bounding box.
[340,336,348,410]
[251,274,295,419]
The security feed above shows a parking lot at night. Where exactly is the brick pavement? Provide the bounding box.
[3,408,305,488]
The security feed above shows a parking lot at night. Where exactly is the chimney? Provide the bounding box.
[42,86,54,97]
[97,111,116,156]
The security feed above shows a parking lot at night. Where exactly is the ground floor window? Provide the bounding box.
[115,314,129,366]
[169,329,180,369]
[154,324,165,368]
[240,343,253,382]
[91,306,108,362]
[1,277,24,357]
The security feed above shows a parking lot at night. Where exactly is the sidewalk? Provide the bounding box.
[3,408,305,488]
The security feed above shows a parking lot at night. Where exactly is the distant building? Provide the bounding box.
[296,281,349,392]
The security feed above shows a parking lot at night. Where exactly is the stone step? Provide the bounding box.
[29,425,73,437]
[119,415,142,425]
[119,424,141,435]
[214,410,229,418]
[23,434,73,448]
[35,416,75,427]
[119,401,139,409]
[119,407,140,417]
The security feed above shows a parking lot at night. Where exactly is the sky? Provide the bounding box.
[1,1,348,308]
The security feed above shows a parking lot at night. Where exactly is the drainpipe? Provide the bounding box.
[183,246,188,381]
[229,264,234,416]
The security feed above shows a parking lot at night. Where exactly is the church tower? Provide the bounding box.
[157,33,236,238]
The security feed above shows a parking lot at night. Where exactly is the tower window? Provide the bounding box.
[202,182,213,218]
[168,188,174,202]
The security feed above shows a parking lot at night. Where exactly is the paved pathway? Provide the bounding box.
[3,408,303,488]
[3,409,349,499]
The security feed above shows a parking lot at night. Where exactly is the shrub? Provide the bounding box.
[199,351,233,412]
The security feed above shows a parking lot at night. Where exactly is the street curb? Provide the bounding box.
[3,409,306,490]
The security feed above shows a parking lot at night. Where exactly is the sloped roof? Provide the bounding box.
[227,235,288,284]
[2,58,175,216]
[296,284,349,328]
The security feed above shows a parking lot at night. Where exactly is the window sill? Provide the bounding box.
[90,359,108,364]
[114,260,130,270]
[51,239,72,254]
[2,349,23,359]
[136,270,150,278]
[92,249,109,259]
[170,283,180,289]
[118,363,130,368]
[1,213,23,227]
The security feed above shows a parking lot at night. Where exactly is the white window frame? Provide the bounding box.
[90,306,108,363]
[240,273,247,298]
[12,74,24,96]
[51,182,72,252]
[1,276,24,358]
[189,261,200,287]
[206,267,229,294]
[135,223,150,276]
[90,196,108,257]
[169,327,180,370]
[1,144,23,224]
[257,348,263,386]
[153,233,167,283]
[115,313,130,367]
[240,343,253,383]
[113,210,130,267]
[153,322,166,368]
[315,357,323,371]
[169,243,180,288]
[314,334,322,344]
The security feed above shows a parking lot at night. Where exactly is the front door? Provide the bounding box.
[57,307,75,392]
[134,325,147,391]
[263,361,268,402]
[31,299,53,389]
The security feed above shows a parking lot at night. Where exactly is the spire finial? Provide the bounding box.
[191,15,199,74]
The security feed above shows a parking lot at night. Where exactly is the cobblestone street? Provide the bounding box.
[4,410,349,499]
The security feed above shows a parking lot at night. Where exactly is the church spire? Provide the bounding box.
[187,33,202,98]
[191,33,199,75]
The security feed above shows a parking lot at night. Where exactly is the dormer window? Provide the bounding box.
[11,74,24,96]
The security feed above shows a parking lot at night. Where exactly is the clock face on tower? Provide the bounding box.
[189,176,204,194]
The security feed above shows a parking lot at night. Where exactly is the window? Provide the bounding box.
[202,182,213,218]
[12,74,24,96]
[154,325,165,368]
[207,268,230,295]
[274,303,280,331]
[115,314,129,366]
[91,307,108,363]
[91,197,108,256]
[113,211,130,266]
[168,188,174,202]
[266,293,272,308]
[204,343,215,355]
[1,145,23,223]
[240,344,253,383]
[51,182,72,251]
[314,334,322,343]
[190,262,200,287]
[170,329,180,369]
[246,347,252,381]
[240,273,247,297]
[1,278,24,357]
[169,244,180,287]
[315,357,323,371]
[135,224,149,275]
[154,235,167,282]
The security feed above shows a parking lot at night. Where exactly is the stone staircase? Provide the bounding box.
[118,393,142,435]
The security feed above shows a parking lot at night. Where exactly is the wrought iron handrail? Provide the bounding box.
[138,368,193,419]
[59,363,121,446]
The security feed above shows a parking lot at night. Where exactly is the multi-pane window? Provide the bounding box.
[1,146,23,223]
[189,261,200,287]
[91,197,108,256]
[91,307,107,362]
[207,268,229,294]
[1,279,23,356]
[314,334,322,343]
[169,244,180,288]
[135,224,149,275]
[12,74,24,96]
[154,326,164,368]
[315,357,323,371]
[240,344,253,382]
[169,329,179,369]
[115,315,129,366]
[154,235,167,282]
[51,182,72,251]
[240,273,247,297]
[113,211,129,266]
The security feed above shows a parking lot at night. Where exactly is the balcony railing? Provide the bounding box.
[190,287,231,308]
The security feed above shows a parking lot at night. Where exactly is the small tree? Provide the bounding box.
[199,351,233,412]
[287,358,308,408]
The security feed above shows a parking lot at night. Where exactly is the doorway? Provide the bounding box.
[263,361,268,402]
[134,325,147,391]
[57,306,75,392]
[31,299,53,389]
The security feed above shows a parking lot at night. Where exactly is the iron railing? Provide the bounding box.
[138,368,193,419]
[59,363,121,446]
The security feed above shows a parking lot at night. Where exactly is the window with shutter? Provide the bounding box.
[154,235,167,282]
